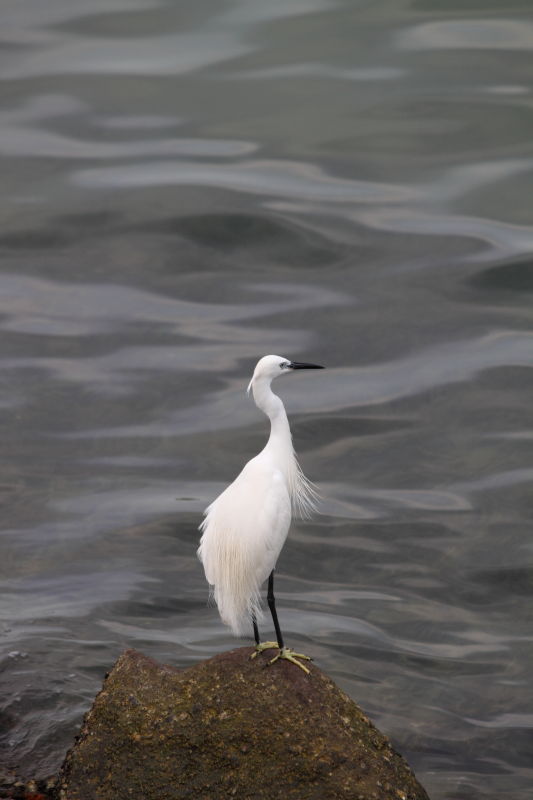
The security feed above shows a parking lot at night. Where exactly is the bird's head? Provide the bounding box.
[247,354,324,394]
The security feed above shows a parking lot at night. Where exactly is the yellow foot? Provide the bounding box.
[250,641,279,659]
[268,647,312,675]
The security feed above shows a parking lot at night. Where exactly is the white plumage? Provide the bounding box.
[197,354,323,640]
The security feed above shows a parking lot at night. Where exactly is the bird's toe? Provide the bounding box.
[268,647,312,674]
[250,641,279,659]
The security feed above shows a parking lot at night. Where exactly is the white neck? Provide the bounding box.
[250,376,317,519]
[251,378,292,454]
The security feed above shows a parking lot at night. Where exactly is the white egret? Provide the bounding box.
[198,354,324,673]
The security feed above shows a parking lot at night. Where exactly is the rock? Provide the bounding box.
[58,647,430,800]
[0,767,57,800]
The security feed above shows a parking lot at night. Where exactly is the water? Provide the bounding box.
[1,1,532,796]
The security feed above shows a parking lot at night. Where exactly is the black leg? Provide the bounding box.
[252,613,260,646]
[267,571,284,649]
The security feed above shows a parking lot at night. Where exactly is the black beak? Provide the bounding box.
[289,361,325,370]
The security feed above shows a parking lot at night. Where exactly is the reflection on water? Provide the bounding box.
[1,1,533,798]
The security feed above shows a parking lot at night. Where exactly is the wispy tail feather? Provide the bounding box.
[197,516,264,637]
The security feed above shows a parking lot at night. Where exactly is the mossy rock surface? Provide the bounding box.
[58,647,430,800]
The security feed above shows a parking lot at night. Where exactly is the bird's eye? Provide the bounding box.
[280,362,289,369]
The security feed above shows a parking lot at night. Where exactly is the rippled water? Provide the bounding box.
[1,1,533,797]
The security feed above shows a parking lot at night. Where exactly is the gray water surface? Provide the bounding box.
[1,2,533,798]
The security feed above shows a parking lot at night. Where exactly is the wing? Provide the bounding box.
[197,456,291,634]
[200,456,291,579]
[248,464,292,584]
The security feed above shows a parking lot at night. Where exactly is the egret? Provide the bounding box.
[198,354,324,673]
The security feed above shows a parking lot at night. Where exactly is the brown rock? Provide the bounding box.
[58,647,430,800]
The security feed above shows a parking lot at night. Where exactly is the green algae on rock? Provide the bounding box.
[58,647,430,800]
